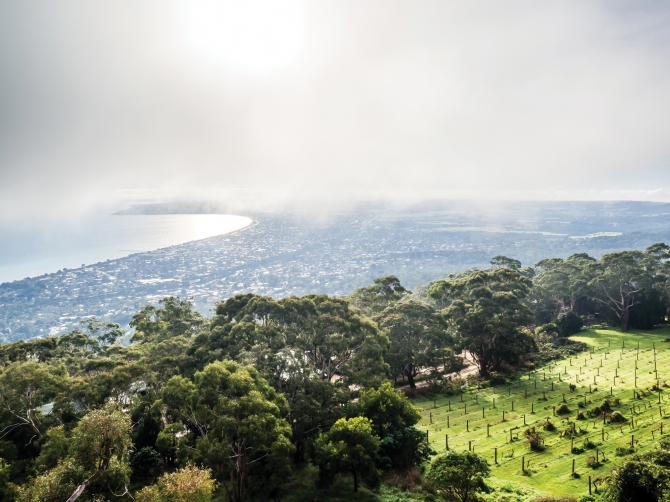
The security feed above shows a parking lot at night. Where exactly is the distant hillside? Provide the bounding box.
[114,201,229,215]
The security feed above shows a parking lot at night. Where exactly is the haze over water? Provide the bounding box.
[0,214,251,284]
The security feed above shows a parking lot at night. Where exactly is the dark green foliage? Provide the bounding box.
[349,276,410,316]
[350,383,421,437]
[378,426,434,471]
[130,447,164,482]
[556,404,570,414]
[312,417,380,493]
[130,297,205,343]
[556,311,584,337]
[426,451,490,502]
[429,268,535,377]
[376,301,453,388]
[606,459,669,501]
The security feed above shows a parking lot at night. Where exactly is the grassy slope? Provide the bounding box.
[413,326,670,500]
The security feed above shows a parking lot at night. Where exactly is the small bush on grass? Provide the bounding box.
[610,411,627,423]
[542,419,556,432]
[523,427,545,452]
[556,404,570,415]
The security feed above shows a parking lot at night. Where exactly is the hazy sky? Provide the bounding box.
[1,1,670,222]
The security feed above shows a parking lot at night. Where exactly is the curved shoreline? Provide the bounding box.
[0,214,254,285]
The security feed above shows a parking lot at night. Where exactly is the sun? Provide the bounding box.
[176,0,304,75]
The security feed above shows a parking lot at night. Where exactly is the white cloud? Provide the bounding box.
[0,1,669,221]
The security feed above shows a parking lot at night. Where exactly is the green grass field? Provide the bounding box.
[413,326,670,500]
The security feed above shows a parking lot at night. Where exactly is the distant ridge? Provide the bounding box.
[113,201,229,215]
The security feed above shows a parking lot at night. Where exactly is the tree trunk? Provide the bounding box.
[406,372,416,389]
[352,468,358,492]
[66,471,101,502]
[621,308,630,332]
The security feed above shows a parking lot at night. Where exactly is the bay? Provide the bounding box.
[0,214,252,284]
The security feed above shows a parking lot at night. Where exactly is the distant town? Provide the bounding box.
[2,200,670,343]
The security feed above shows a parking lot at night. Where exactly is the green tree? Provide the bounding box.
[429,269,534,377]
[0,361,67,440]
[349,276,410,316]
[312,417,380,493]
[0,458,17,502]
[587,251,653,332]
[349,383,432,471]
[195,294,389,387]
[135,465,215,502]
[376,301,451,388]
[532,253,595,322]
[18,402,132,502]
[131,297,205,343]
[426,451,490,502]
[350,382,420,437]
[490,255,521,270]
[160,360,293,502]
[606,459,669,502]
[277,353,350,462]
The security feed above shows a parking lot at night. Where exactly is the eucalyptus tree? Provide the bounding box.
[130,297,205,343]
[531,253,595,322]
[349,276,410,316]
[376,300,452,388]
[193,293,389,387]
[428,268,534,377]
[312,417,380,493]
[587,251,653,332]
[160,360,293,502]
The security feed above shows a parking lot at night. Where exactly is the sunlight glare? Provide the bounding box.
[176,0,304,74]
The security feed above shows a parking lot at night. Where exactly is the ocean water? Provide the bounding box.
[0,214,252,284]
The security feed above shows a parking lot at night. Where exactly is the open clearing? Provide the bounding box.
[413,326,670,499]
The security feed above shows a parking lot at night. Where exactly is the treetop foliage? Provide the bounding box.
[1,244,670,500]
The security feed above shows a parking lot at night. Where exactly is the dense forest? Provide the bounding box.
[1,244,669,501]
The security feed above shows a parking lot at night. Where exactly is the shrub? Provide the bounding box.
[543,419,556,431]
[583,439,596,450]
[135,465,216,502]
[488,373,507,386]
[606,459,670,502]
[610,411,627,423]
[616,447,634,457]
[576,412,585,420]
[569,383,577,392]
[523,427,545,452]
[556,311,583,337]
[586,456,600,469]
[556,404,570,415]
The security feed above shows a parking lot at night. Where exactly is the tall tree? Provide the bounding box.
[0,361,67,441]
[426,451,490,502]
[131,297,205,343]
[195,294,389,387]
[428,269,534,377]
[18,402,133,502]
[350,383,431,471]
[312,417,380,493]
[532,253,595,322]
[376,301,451,388]
[587,251,653,332]
[160,360,293,502]
[349,276,409,316]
